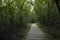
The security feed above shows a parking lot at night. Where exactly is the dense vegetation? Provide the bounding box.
[34,0,60,40]
[0,0,60,40]
[0,0,31,40]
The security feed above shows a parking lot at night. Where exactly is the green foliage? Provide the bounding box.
[0,0,31,40]
[35,0,60,40]
[1,0,60,40]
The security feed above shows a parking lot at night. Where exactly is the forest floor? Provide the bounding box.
[25,23,48,40]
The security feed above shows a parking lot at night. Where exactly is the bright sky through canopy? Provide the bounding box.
[27,0,35,12]
[31,0,35,12]
[2,0,6,6]
[31,6,34,12]
[32,0,35,4]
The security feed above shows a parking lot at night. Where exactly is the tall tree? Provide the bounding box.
[55,0,60,13]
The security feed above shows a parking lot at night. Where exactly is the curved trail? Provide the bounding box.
[25,24,48,40]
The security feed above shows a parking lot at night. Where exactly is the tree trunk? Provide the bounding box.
[55,0,60,14]
[0,0,2,7]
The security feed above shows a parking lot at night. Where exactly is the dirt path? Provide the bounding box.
[25,23,48,40]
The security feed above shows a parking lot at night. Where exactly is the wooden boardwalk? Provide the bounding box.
[25,24,48,40]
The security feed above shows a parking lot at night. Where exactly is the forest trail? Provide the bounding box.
[25,23,48,40]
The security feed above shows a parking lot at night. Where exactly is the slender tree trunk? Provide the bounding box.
[0,0,2,7]
[55,0,60,14]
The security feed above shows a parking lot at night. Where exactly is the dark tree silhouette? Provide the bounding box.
[55,0,60,13]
